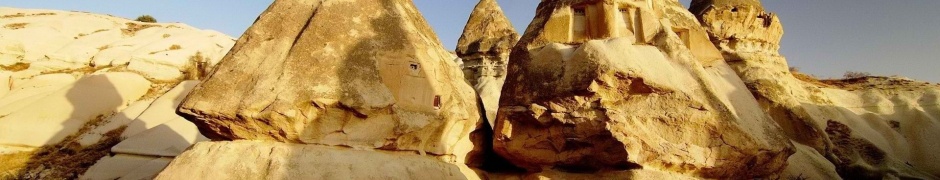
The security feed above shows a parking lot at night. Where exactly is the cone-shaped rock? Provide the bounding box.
[178,0,481,156]
[493,0,792,178]
[456,0,519,125]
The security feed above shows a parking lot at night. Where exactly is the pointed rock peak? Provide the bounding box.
[455,0,519,56]
[179,0,481,155]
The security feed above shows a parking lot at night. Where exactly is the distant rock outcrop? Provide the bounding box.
[0,8,231,179]
[456,0,519,125]
[693,0,940,179]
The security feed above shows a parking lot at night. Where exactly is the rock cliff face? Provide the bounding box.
[491,0,791,178]
[455,0,519,124]
[0,8,231,179]
[693,0,940,179]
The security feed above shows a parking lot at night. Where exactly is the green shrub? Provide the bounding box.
[134,15,157,23]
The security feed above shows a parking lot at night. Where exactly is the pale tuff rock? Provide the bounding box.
[156,141,477,180]
[456,0,519,125]
[0,8,229,179]
[80,81,208,180]
[693,0,940,179]
[178,0,481,159]
[493,0,791,178]
[80,154,160,180]
[0,72,151,147]
[119,81,201,138]
[0,8,233,82]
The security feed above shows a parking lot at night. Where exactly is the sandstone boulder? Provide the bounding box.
[492,0,793,178]
[177,0,481,158]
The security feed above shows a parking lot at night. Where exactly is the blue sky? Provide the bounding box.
[1,0,938,82]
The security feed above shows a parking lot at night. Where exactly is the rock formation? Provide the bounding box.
[492,0,791,178]
[0,8,231,179]
[692,0,940,179]
[455,0,519,124]
[162,0,482,178]
[2,0,939,179]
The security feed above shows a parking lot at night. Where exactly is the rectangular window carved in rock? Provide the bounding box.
[572,7,587,42]
[433,95,441,110]
[618,6,634,37]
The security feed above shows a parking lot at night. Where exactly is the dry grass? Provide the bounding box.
[0,12,54,19]
[121,22,159,36]
[3,23,28,30]
[0,13,26,18]
[77,29,110,39]
[0,151,35,179]
[150,44,183,55]
[1,62,30,72]
[163,34,171,38]
[790,71,834,88]
[7,115,127,179]
[183,52,208,80]
[30,13,56,17]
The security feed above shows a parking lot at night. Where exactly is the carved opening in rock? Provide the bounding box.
[617,6,635,37]
[572,6,588,42]
[433,95,441,110]
[408,61,420,75]
[673,28,691,49]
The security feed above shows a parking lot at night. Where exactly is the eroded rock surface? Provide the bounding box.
[156,141,476,180]
[456,0,519,124]
[0,8,230,179]
[177,0,481,159]
[693,0,940,179]
[492,0,792,178]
